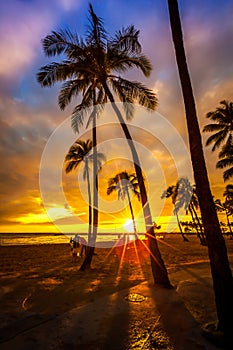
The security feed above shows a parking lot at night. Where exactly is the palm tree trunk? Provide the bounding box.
[189,205,201,240]
[86,163,92,239]
[175,212,188,242]
[168,0,233,334]
[80,111,98,271]
[126,187,137,236]
[103,82,171,287]
[190,203,206,245]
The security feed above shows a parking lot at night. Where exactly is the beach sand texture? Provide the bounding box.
[1,235,233,349]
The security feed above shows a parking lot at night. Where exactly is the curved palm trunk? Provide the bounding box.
[80,112,98,271]
[175,212,188,242]
[126,187,137,237]
[104,83,171,287]
[189,205,205,244]
[190,203,206,245]
[168,0,233,334]
[189,205,201,240]
[86,162,92,238]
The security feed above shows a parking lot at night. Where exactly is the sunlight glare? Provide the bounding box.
[123,219,135,233]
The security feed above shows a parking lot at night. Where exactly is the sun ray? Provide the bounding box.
[115,236,128,284]
[100,236,124,266]
[139,237,166,270]
[132,239,146,280]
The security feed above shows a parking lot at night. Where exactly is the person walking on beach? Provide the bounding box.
[70,234,80,261]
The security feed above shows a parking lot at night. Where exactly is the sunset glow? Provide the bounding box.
[0,1,232,234]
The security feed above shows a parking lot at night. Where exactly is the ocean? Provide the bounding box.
[0,232,142,247]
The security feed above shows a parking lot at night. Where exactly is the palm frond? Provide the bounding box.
[217,157,233,169]
[218,142,233,158]
[65,160,79,173]
[223,168,233,182]
[205,129,228,151]
[71,85,97,133]
[108,53,153,77]
[86,3,107,48]
[86,86,107,127]
[58,78,89,110]
[223,184,233,197]
[65,139,93,176]
[161,186,175,199]
[107,184,116,195]
[203,123,229,132]
[110,77,157,111]
[112,25,141,54]
[42,29,82,57]
[37,61,80,87]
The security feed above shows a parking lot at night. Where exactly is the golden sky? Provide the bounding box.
[0,0,233,233]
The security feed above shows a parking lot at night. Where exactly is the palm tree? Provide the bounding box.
[215,198,233,239]
[175,178,206,245]
[223,185,233,239]
[65,139,105,246]
[37,4,171,287]
[167,0,233,339]
[107,171,140,235]
[203,100,233,152]
[161,185,188,241]
[216,141,233,181]
[223,184,233,207]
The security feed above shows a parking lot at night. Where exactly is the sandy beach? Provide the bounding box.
[1,235,233,349]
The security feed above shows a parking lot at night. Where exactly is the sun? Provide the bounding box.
[123,219,135,233]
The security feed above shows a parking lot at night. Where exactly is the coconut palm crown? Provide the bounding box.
[216,141,233,181]
[203,100,233,152]
[107,171,140,201]
[37,4,157,132]
[65,139,105,178]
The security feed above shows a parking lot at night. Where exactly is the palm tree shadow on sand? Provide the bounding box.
[50,239,219,350]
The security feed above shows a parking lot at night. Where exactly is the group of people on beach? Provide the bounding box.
[70,234,87,261]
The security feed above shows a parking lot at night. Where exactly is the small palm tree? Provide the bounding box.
[175,178,206,245]
[161,184,188,241]
[223,184,233,207]
[215,198,233,239]
[107,171,140,235]
[223,185,233,239]
[216,142,233,182]
[203,100,233,152]
[65,139,105,245]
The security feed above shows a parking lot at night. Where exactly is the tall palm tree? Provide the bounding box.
[65,139,105,245]
[161,185,188,241]
[203,100,233,152]
[107,171,140,235]
[216,141,233,182]
[167,0,233,339]
[37,4,171,287]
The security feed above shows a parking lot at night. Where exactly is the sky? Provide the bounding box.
[0,0,233,234]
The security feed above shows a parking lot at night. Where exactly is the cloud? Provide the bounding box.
[58,0,79,11]
[0,1,54,80]
[0,0,232,231]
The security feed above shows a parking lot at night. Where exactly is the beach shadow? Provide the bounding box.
[147,284,219,350]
